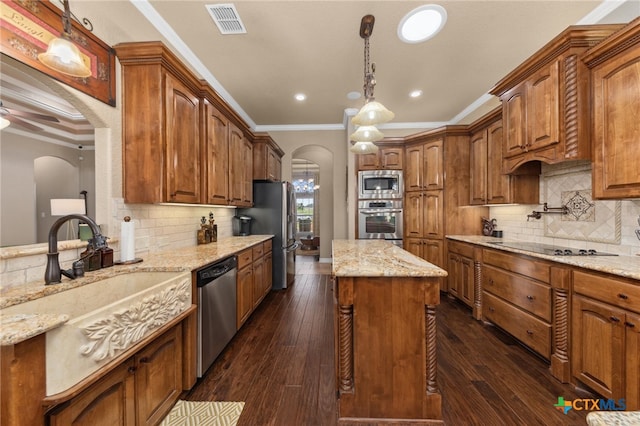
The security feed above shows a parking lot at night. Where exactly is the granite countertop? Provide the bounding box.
[332,239,448,278]
[447,235,640,281]
[0,235,272,346]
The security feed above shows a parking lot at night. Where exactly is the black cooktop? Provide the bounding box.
[489,241,618,256]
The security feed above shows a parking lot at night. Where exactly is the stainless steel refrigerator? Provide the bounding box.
[238,181,298,289]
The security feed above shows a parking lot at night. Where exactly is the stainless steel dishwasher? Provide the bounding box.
[197,256,237,377]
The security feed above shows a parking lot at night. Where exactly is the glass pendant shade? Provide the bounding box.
[0,117,10,130]
[38,36,91,78]
[350,125,384,143]
[350,141,379,154]
[352,101,395,126]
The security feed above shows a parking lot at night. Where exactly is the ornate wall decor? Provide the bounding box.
[0,0,116,106]
[79,278,190,362]
[544,161,621,244]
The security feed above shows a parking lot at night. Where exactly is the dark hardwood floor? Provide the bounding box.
[187,257,592,425]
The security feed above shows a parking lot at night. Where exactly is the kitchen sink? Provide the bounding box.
[1,271,192,396]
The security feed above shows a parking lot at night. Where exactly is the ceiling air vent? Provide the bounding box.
[206,4,247,35]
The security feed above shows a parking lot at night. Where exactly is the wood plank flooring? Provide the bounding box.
[187,257,593,425]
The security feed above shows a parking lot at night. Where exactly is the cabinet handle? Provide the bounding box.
[139,357,150,364]
[610,316,621,323]
[617,293,629,300]
[526,330,534,336]
[128,366,137,374]
[488,307,495,312]
[487,279,494,285]
[526,295,535,301]
[625,321,635,328]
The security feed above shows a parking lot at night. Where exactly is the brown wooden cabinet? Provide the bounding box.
[48,325,183,426]
[583,18,640,199]
[228,123,253,207]
[469,109,539,205]
[202,100,230,205]
[447,241,474,307]
[253,135,283,181]
[572,269,640,409]
[482,248,553,359]
[404,139,443,191]
[116,42,203,204]
[237,240,273,329]
[489,25,622,174]
[357,145,404,170]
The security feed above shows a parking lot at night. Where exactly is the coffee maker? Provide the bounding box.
[233,215,253,236]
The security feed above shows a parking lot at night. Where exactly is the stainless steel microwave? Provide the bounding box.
[358,170,403,199]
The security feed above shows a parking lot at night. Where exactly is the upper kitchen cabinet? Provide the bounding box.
[490,25,623,174]
[469,108,540,205]
[253,134,284,181]
[583,18,640,199]
[404,138,443,192]
[202,99,229,205]
[116,42,202,204]
[229,123,253,207]
[357,142,404,171]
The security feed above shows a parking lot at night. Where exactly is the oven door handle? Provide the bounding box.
[359,209,403,214]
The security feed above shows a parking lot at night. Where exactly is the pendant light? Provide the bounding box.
[350,15,394,155]
[38,0,92,78]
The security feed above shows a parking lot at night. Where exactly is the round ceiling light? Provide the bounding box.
[294,93,306,101]
[398,4,447,44]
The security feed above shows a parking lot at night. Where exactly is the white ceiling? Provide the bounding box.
[1,0,639,142]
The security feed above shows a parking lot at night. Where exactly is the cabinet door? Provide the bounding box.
[592,50,640,199]
[404,192,424,238]
[447,253,460,298]
[263,251,273,296]
[237,266,253,328]
[423,139,443,190]
[486,120,512,204]
[49,361,136,426]
[404,238,423,259]
[357,152,380,170]
[380,147,403,170]
[228,123,245,205]
[423,238,443,269]
[526,61,559,152]
[469,129,487,205]
[204,101,230,205]
[502,84,526,158]
[242,139,254,206]
[572,295,625,400]
[267,147,281,181]
[252,256,265,308]
[460,255,474,307]
[404,145,423,191]
[423,191,443,239]
[135,325,183,426]
[165,73,201,204]
[626,312,640,410]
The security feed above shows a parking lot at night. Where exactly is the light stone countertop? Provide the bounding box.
[447,235,640,282]
[0,235,272,346]
[332,239,448,278]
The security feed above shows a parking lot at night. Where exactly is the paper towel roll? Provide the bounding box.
[120,218,135,261]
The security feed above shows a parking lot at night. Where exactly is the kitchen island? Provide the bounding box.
[332,240,448,425]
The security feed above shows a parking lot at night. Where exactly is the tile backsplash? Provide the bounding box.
[489,161,640,256]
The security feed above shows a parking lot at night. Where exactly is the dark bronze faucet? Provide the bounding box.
[45,214,106,285]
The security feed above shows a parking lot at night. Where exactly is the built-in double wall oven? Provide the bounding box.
[357,199,403,246]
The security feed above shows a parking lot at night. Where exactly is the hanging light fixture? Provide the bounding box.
[38,0,92,78]
[350,15,394,155]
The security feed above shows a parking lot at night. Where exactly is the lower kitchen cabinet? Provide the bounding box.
[572,270,640,409]
[447,241,474,307]
[237,240,273,329]
[48,325,182,426]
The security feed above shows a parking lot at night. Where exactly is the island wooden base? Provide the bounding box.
[334,276,443,425]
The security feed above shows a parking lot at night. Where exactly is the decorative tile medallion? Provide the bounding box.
[562,190,595,222]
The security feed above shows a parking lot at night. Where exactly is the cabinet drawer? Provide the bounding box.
[484,265,551,321]
[252,243,265,259]
[573,270,640,314]
[264,239,272,253]
[237,248,253,270]
[483,291,551,359]
[482,249,550,283]
[448,241,474,258]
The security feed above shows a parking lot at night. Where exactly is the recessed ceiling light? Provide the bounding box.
[398,4,447,44]
[409,90,423,98]
[347,91,362,100]
[294,93,306,101]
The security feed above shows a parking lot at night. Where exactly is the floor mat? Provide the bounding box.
[160,400,244,426]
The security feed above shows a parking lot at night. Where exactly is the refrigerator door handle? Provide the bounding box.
[284,241,300,252]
